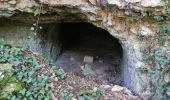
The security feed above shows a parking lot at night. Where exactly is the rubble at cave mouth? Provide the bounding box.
[40,22,124,85]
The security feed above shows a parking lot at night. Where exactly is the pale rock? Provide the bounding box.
[72,97,77,100]
[164,72,170,83]
[0,72,2,76]
[141,0,163,7]
[111,85,124,92]
[99,60,103,63]
[16,0,35,9]
[82,64,94,75]
[100,85,112,90]
[108,0,125,8]
[0,74,4,81]
[7,7,15,11]
[40,0,84,6]
[93,87,98,92]
[107,13,113,26]
[54,77,58,82]
[30,27,34,31]
[83,56,93,63]
[88,0,96,5]
[80,65,84,70]
[52,73,56,77]
[133,43,142,60]
[49,82,54,88]
[139,26,154,36]
[130,28,137,34]
[166,91,170,96]
[125,0,141,3]
[70,57,75,61]
[123,87,132,95]
[8,0,16,5]
[0,0,168,99]
[40,0,60,5]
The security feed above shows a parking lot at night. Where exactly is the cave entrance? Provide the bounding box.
[40,22,123,85]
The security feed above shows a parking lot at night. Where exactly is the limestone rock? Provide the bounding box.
[0,74,4,81]
[82,64,94,75]
[123,87,132,95]
[100,85,112,90]
[166,91,170,96]
[111,85,124,92]
[0,0,169,99]
[139,26,154,36]
[8,0,16,5]
[39,0,84,6]
[108,0,125,8]
[54,77,58,82]
[140,0,164,7]
[49,82,54,88]
[164,72,170,83]
[83,56,93,63]
[71,97,78,100]
[70,57,75,61]
[88,0,96,5]
[125,0,141,3]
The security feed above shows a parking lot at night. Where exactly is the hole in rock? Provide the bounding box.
[40,22,123,85]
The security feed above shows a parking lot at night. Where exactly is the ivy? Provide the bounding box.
[153,16,164,22]
[0,39,65,99]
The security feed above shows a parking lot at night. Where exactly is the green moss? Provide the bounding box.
[1,83,22,99]
[0,75,23,99]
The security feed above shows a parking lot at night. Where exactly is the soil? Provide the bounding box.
[51,73,143,100]
[52,45,144,100]
[55,46,123,85]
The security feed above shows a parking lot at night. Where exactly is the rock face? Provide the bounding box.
[0,0,169,99]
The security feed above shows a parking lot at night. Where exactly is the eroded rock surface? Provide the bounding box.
[0,0,169,100]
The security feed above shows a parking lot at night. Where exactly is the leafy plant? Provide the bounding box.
[0,39,65,99]
[61,90,74,100]
[154,16,164,22]
[126,15,133,23]
[53,68,65,79]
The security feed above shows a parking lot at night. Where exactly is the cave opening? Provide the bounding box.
[40,22,123,85]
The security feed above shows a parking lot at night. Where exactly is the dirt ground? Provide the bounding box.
[50,73,143,100]
[55,46,123,85]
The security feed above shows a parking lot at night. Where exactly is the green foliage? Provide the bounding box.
[0,39,65,99]
[153,16,164,22]
[126,15,133,23]
[141,35,170,99]
[168,0,170,17]
[158,24,170,45]
[154,47,169,68]
[53,67,65,79]
[61,90,74,100]
[60,87,102,100]
[139,6,170,98]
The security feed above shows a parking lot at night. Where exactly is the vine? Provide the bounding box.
[0,39,65,99]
